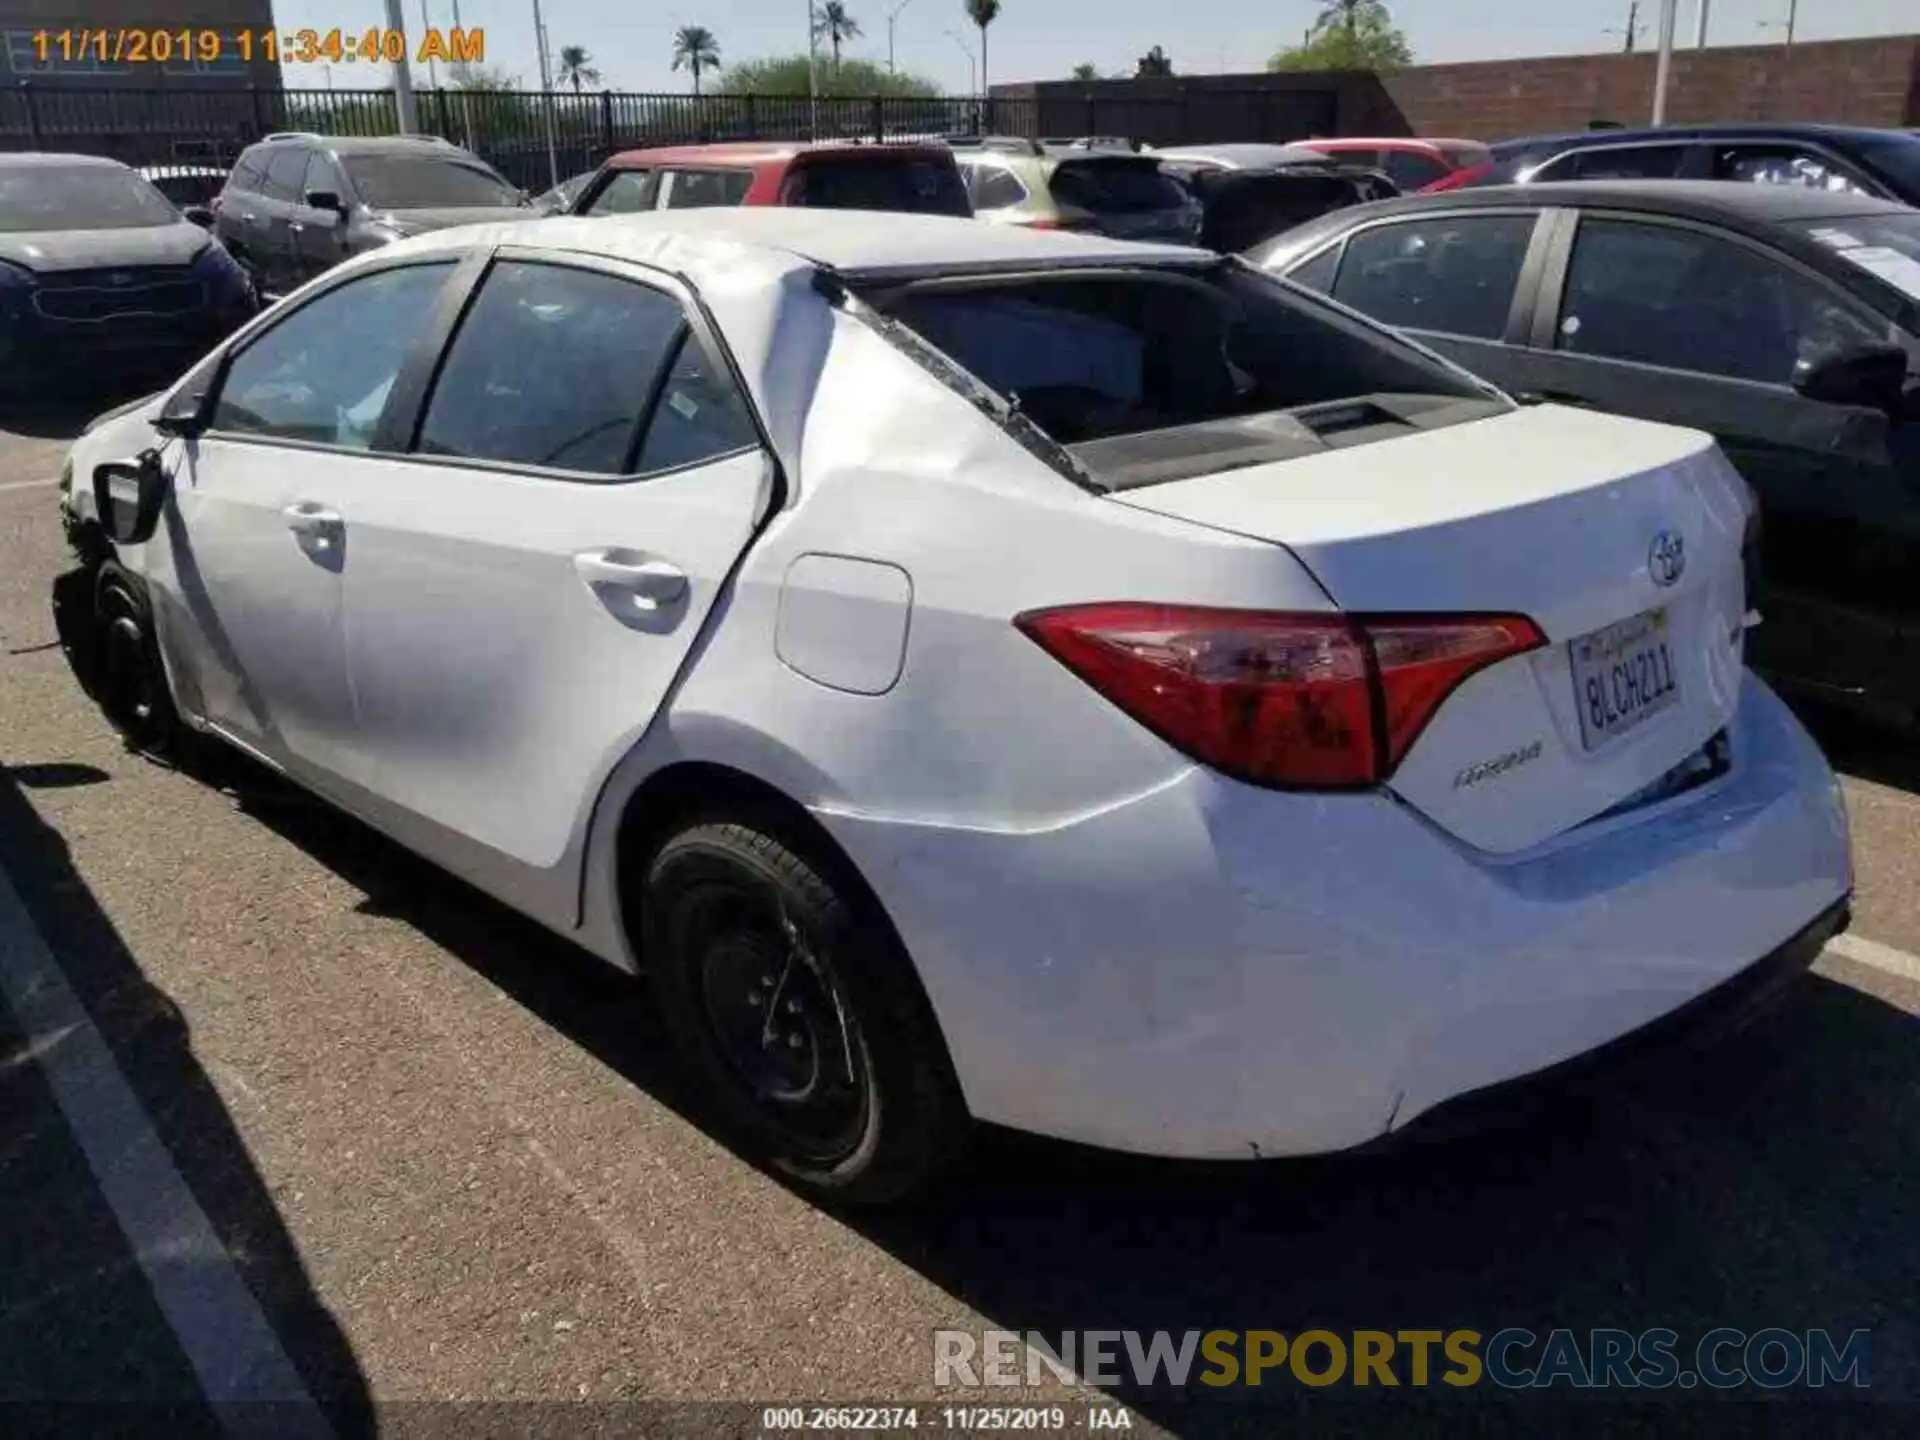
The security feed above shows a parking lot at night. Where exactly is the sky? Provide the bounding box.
[266,0,1920,97]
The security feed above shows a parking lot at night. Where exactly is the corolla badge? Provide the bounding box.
[1648,529,1686,588]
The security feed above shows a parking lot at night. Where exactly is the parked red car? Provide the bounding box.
[568,140,973,217]
[1288,137,1492,192]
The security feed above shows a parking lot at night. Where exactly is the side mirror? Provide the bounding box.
[1793,342,1910,414]
[152,374,215,440]
[182,205,215,229]
[303,190,345,220]
[93,452,169,547]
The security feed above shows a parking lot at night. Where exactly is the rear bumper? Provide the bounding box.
[824,676,1852,1158]
[1384,896,1848,1146]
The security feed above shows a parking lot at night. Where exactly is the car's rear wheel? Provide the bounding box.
[93,560,182,755]
[645,818,969,1205]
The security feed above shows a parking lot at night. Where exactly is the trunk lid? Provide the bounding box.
[1112,405,1753,854]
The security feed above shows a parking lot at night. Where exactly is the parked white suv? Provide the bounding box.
[54,209,1851,1203]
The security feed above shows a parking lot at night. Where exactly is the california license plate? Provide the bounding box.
[1570,608,1681,752]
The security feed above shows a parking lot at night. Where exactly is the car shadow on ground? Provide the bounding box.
[0,379,162,443]
[1794,700,1920,798]
[0,768,371,1434]
[219,766,1920,1430]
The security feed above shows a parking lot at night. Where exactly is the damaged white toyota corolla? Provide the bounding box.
[55,209,1851,1202]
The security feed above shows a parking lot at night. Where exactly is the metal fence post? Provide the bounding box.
[871,96,884,142]
[1086,92,1097,137]
[247,84,267,138]
[744,93,758,140]
[20,82,42,148]
[600,89,614,153]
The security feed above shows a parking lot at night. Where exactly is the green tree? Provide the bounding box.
[1135,45,1172,77]
[718,53,940,99]
[964,0,1000,93]
[1269,0,1413,72]
[556,44,600,93]
[447,64,524,92]
[812,3,862,66]
[1070,62,1098,81]
[672,25,722,95]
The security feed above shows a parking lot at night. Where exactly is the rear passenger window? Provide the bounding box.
[1711,146,1873,195]
[1556,145,1688,180]
[662,169,753,209]
[969,166,1028,210]
[585,169,659,214]
[781,160,971,216]
[416,261,686,475]
[1556,218,1887,385]
[1381,151,1449,190]
[1330,214,1537,339]
[636,336,760,472]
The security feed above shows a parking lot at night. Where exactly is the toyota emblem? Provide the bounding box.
[1648,530,1686,588]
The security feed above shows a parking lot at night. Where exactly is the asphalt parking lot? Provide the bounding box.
[4,394,1920,1432]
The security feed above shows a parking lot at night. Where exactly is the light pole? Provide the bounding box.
[529,0,559,190]
[383,0,419,133]
[1649,0,1677,126]
[1693,0,1709,47]
[806,0,820,139]
[420,0,439,90]
[943,28,976,95]
[887,0,914,75]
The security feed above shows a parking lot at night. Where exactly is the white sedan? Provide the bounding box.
[54,209,1852,1202]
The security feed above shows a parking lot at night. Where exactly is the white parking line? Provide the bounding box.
[0,865,329,1432]
[1824,931,1920,986]
[0,478,53,494]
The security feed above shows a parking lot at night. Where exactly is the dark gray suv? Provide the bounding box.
[212,133,531,297]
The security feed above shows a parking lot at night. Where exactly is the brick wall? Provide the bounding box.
[995,36,1920,144]
[1366,36,1920,139]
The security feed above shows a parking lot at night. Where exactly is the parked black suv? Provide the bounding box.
[1436,123,1920,205]
[212,133,531,296]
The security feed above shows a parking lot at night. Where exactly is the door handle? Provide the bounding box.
[289,221,305,233]
[282,504,343,560]
[283,503,341,535]
[1517,389,1596,409]
[573,550,688,607]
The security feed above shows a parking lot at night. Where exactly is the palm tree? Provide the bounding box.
[812,3,862,67]
[671,25,721,95]
[555,44,600,94]
[964,0,1000,94]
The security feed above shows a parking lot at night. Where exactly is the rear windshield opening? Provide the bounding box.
[783,158,972,217]
[1049,159,1190,214]
[863,266,1505,488]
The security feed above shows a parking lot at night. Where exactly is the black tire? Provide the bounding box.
[645,818,969,1205]
[51,563,108,702]
[93,560,183,756]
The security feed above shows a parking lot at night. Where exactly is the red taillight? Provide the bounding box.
[1017,604,1545,789]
